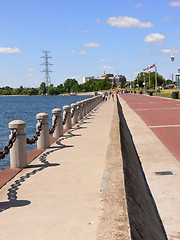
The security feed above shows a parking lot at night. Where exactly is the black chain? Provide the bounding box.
[71,109,75,118]
[62,112,68,125]
[27,120,43,145]
[49,115,58,134]
[0,130,17,159]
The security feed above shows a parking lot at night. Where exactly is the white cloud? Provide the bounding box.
[161,16,171,22]
[26,74,32,77]
[135,3,142,8]
[161,49,171,53]
[143,51,158,56]
[162,48,180,53]
[169,1,180,7]
[82,30,91,33]
[96,19,100,23]
[164,31,180,36]
[0,47,21,53]
[84,42,100,47]
[78,51,88,54]
[106,16,154,28]
[27,68,36,71]
[139,51,158,59]
[101,58,112,62]
[144,33,165,44]
[71,50,88,54]
[98,66,114,70]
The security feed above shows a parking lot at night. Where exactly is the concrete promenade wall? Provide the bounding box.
[117,97,168,239]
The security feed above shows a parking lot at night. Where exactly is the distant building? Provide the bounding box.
[101,73,114,79]
[83,73,126,87]
[82,76,95,83]
[175,69,180,88]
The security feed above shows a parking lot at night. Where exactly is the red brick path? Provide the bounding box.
[121,93,180,161]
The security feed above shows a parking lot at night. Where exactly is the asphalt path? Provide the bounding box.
[121,93,180,162]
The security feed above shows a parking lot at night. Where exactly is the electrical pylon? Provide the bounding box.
[41,51,53,89]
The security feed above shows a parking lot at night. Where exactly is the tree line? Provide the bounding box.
[0,78,113,96]
[133,71,173,89]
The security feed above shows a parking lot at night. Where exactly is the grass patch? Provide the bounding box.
[156,93,172,98]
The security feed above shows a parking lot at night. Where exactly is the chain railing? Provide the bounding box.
[27,120,43,145]
[62,112,68,125]
[1,94,103,169]
[71,109,75,118]
[49,114,58,134]
[0,130,17,159]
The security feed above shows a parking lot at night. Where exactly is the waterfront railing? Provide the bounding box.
[0,95,102,169]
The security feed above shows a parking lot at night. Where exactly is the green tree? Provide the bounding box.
[48,86,59,95]
[13,86,23,95]
[39,82,46,95]
[134,72,166,89]
[28,88,39,95]
[2,86,13,95]
[64,79,78,93]
[70,82,79,93]
[57,84,65,94]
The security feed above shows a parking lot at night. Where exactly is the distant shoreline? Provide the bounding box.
[60,92,94,96]
[0,92,95,97]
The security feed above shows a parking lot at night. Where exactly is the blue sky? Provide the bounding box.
[0,0,180,87]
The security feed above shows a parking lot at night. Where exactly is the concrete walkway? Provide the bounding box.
[119,95,180,240]
[0,99,130,240]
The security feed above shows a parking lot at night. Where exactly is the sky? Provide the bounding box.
[0,0,180,88]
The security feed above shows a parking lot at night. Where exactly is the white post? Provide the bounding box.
[52,108,63,138]
[63,105,72,130]
[36,113,50,149]
[9,120,27,169]
[83,101,87,116]
[71,103,78,125]
[77,102,83,121]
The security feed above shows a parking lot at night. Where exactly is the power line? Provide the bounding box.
[40,51,53,89]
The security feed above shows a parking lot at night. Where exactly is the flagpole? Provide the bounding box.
[155,63,157,94]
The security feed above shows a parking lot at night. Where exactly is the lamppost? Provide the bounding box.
[137,73,139,91]
[143,72,146,93]
[171,48,180,83]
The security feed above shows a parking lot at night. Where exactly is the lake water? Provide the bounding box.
[0,95,93,172]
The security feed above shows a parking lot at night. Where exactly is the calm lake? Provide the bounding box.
[0,95,93,172]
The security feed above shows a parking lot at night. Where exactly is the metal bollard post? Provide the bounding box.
[36,113,50,149]
[63,105,72,130]
[52,108,63,138]
[9,120,27,169]
[71,103,78,125]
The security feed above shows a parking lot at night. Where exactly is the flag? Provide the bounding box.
[143,67,150,71]
[150,64,156,69]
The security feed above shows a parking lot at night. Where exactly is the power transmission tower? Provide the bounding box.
[41,51,53,90]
